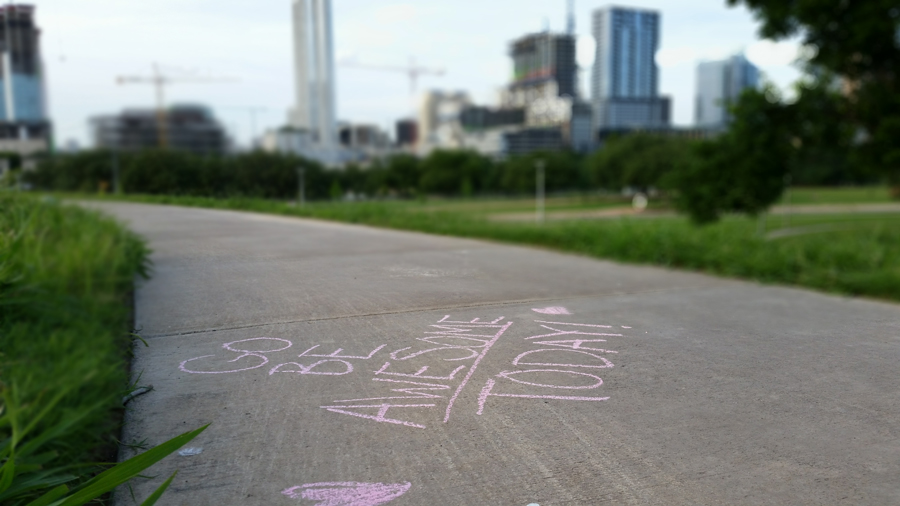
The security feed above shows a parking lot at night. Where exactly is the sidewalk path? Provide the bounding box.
[92,202,900,506]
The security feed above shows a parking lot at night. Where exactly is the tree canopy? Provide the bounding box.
[729,0,900,183]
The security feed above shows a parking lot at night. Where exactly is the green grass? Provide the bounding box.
[0,193,149,504]
[72,192,900,303]
[779,186,892,205]
[413,193,632,216]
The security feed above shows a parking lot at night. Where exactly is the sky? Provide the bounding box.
[35,0,803,149]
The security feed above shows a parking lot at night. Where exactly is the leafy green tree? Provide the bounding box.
[788,74,867,185]
[499,150,587,194]
[419,149,494,196]
[670,85,794,223]
[586,133,691,192]
[728,0,900,189]
[26,150,118,192]
[383,154,421,197]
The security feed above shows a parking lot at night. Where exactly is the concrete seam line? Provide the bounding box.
[139,284,715,339]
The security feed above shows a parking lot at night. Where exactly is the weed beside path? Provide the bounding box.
[0,194,149,503]
[72,194,900,304]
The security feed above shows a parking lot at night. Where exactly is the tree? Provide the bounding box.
[728,0,900,189]
[788,73,866,185]
[383,153,421,197]
[669,85,793,223]
[586,133,691,192]
[499,150,586,194]
[419,149,494,196]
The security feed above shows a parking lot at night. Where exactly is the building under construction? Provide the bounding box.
[0,4,51,154]
[509,32,577,99]
[92,105,228,155]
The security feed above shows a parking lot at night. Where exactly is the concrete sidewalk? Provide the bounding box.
[92,202,900,506]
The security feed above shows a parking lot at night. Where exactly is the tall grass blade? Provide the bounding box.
[52,424,208,506]
[139,471,177,506]
[24,484,69,506]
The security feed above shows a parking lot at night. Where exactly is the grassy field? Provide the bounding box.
[0,194,149,503]
[779,186,893,205]
[410,186,892,216]
[71,191,900,303]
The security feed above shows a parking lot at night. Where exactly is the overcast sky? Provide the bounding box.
[36,0,802,149]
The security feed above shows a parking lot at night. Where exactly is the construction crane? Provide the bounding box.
[116,63,235,148]
[338,56,445,97]
[218,106,268,148]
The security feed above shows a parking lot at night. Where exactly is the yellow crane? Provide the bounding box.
[116,63,235,148]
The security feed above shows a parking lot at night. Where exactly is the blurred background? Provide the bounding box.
[38,0,802,151]
[0,0,896,225]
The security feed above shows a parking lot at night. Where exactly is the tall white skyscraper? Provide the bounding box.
[290,0,337,153]
[591,5,670,132]
[695,53,759,129]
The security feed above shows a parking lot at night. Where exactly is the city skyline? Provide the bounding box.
[36,0,802,149]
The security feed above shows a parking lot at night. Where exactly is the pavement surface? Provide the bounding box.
[89,202,900,506]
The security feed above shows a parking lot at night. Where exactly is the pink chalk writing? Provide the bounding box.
[476,318,627,415]
[333,379,450,403]
[270,360,354,376]
[443,320,514,422]
[282,481,411,506]
[389,345,479,362]
[324,315,512,429]
[526,320,622,340]
[226,337,294,354]
[299,345,387,360]
[497,369,604,389]
[531,306,572,315]
[179,337,292,374]
[319,404,437,429]
[476,378,610,415]
[179,338,386,376]
[437,315,506,324]
[375,362,467,381]
[531,339,618,353]
[534,320,613,328]
[512,349,614,369]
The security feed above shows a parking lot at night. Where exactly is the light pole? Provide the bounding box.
[535,159,545,224]
[782,173,792,229]
[111,148,120,194]
[298,166,305,207]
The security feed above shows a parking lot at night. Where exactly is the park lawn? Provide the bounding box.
[414,193,632,216]
[780,186,892,205]
[0,194,149,503]
[69,192,900,303]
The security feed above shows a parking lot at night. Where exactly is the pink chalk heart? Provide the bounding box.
[531,306,572,315]
[282,481,411,506]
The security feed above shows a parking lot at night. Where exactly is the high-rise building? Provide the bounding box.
[92,105,228,155]
[695,53,759,129]
[497,27,592,155]
[289,0,337,157]
[0,4,50,152]
[591,6,670,132]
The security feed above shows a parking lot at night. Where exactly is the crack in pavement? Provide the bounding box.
[139,284,717,339]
